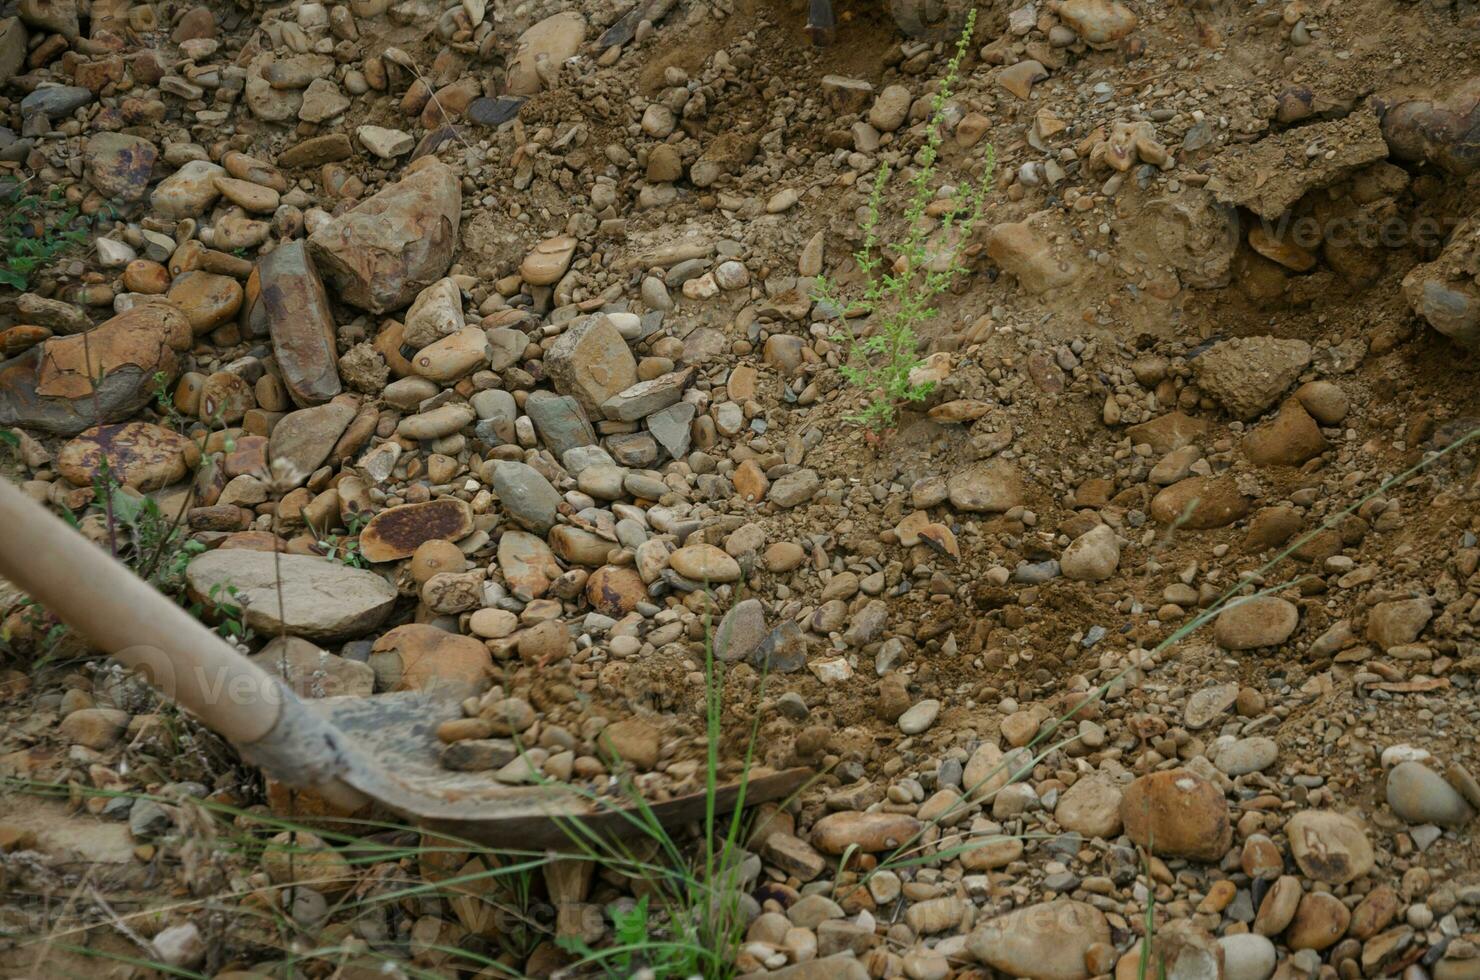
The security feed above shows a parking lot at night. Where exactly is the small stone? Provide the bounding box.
[356,125,413,158]
[1055,775,1124,838]
[898,699,940,735]
[1060,524,1120,581]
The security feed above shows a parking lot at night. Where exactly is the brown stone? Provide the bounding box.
[58,422,194,491]
[1286,891,1350,951]
[585,564,646,617]
[358,498,474,563]
[0,304,190,435]
[811,811,922,854]
[307,158,461,313]
[1150,476,1251,529]
[369,623,491,694]
[82,132,156,201]
[1120,769,1231,861]
[256,241,342,407]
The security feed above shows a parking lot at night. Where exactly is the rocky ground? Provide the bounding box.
[2,0,1480,976]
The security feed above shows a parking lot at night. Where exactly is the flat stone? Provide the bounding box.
[600,369,693,422]
[1054,775,1124,838]
[1285,810,1374,885]
[0,304,190,436]
[58,422,193,491]
[967,900,1110,980]
[264,400,355,489]
[1214,596,1299,650]
[947,459,1025,513]
[20,84,91,118]
[185,551,396,642]
[668,543,740,583]
[1184,682,1240,729]
[359,498,474,563]
[1150,476,1251,529]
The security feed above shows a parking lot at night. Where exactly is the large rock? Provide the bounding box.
[185,551,397,642]
[267,399,357,487]
[1059,524,1120,581]
[0,304,190,436]
[967,901,1110,980]
[308,158,461,313]
[1194,336,1312,419]
[149,160,225,219]
[57,422,194,491]
[82,132,157,201]
[506,11,585,96]
[947,459,1025,513]
[544,316,638,417]
[1120,768,1231,861]
[985,218,1081,294]
[256,241,342,407]
[1054,775,1123,838]
[1386,762,1475,827]
[359,498,474,563]
[1214,596,1299,650]
[1285,810,1374,884]
[1150,476,1251,529]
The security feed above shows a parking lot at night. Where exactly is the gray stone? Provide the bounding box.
[1215,736,1279,776]
[769,468,820,508]
[715,598,767,663]
[185,551,396,642]
[600,369,693,422]
[20,85,91,118]
[1387,761,1475,827]
[525,390,596,459]
[489,460,560,533]
[647,401,696,458]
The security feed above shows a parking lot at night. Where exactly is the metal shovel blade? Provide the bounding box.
[311,690,813,848]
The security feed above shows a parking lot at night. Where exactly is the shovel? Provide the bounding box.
[0,475,809,847]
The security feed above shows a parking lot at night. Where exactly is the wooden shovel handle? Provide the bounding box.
[0,475,284,744]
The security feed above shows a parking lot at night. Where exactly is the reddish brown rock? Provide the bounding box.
[585,564,646,617]
[58,422,194,491]
[0,304,191,435]
[811,811,922,854]
[307,158,461,314]
[256,241,342,407]
[1120,769,1231,861]
[358,498,474,563]
[369,623,492,694]
[1150,476,1251,529]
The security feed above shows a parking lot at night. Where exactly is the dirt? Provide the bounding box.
[3,0,1480,974]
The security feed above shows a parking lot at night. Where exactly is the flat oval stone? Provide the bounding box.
[668,543,741,583]
[359,498,474,563]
